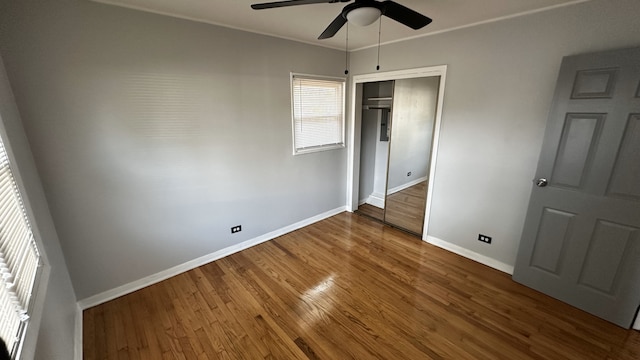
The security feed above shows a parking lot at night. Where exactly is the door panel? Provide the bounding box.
[513,47,640,328]
[571,68,618,99]
[577,220,638,295]
[608,114,640,199]
[551,113,603,188]
[530,208,575,274]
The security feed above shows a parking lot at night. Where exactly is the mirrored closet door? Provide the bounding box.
[356,76,440,236]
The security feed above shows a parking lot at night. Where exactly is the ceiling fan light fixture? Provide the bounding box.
[346,7,381,27]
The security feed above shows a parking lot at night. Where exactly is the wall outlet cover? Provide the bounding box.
[478,234,492,244]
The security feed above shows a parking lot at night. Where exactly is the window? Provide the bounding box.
[291,74,346,154]
[0,136,41,358]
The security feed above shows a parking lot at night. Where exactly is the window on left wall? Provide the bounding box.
[0,135,42,358]
[291,73,346,155]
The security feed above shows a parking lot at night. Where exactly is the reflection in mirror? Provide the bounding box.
[384,76,440,235]
[357,81,393,221]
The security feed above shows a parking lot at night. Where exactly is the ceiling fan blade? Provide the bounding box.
[381,0,432,30]
[251,0,338,10]
[318,13,347,39]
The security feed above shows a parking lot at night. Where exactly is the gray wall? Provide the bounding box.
[0,0,347,300]
[350,0,640,267]
[387,77,439,191]
[0,54,76,359]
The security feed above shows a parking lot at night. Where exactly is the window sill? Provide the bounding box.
[293,143,345,156]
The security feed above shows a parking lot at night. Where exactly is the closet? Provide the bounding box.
[356,76,440,236]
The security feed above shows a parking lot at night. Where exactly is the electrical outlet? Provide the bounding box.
[478,234,492,244]
[231,225,242,234]
[407,171,412,176]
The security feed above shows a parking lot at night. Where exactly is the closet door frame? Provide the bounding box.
[346,65,447,240]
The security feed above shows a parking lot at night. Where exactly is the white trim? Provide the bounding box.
[74,304,83,360]
[347,65,447,240]
[14,265,49,360]
[77,206,346,309]
[0,61,52,360]
[91,0,589,53]
[350,0,590,51]
[293,143,346,155]
[90,0,344,51]
[290,73,347,156]
[349,66,448,85]
[422,70,447,236]
[633,312,640,331]
[365,193,385,208]
[387,176,428,195]
[426,236,515,274]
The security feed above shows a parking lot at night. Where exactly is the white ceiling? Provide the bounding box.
[92,0,589,50]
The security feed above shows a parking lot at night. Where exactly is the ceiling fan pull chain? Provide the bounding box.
[376,17,381,71]
[345,22,349,75]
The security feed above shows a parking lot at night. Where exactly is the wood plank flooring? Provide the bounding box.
[384,181,428,234]
[357,181,428,233]
[83,212,640,359]
[355,203,384,221]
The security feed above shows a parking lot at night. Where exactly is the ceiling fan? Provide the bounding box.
[251,0,432,40]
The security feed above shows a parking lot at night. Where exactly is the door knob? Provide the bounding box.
[536,178,548,187]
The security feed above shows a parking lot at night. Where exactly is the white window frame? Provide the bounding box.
[0,126,47,360]
[290,73,346,155]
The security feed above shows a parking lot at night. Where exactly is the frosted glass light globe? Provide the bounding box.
[346,7,382,26]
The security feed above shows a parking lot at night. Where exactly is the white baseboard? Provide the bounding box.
[74,303,83,360]
[387,176,428,195]
[425,235,514,274]
[366,193,385,208]
[634,312,640,331]
[77,206,346,310]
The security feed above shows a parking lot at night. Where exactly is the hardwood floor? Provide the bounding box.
[355,203,384,221]
[384,180,428,234]
[83,212,640,359]
[356,181,428,232]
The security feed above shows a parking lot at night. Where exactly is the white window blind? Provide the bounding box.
[0,137,40,357]
[292,74,345,154]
